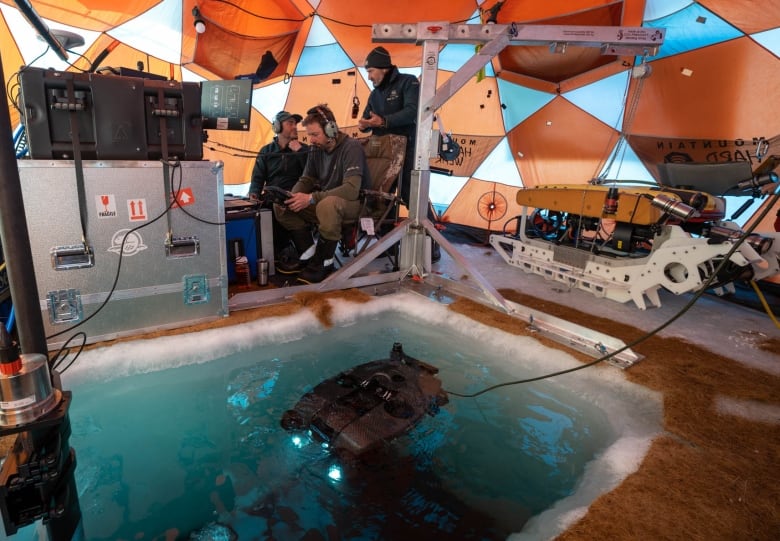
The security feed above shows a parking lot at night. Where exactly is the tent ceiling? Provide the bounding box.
[1,0,778,232]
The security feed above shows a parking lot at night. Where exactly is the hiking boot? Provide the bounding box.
[277,229,314,274]
[276,257,308,274]
[298,260,335,284]
[431,238,441,263]
[298,238,338,284]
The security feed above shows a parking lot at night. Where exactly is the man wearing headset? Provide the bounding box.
[275,104,370,284]
[248,111,309,258]
[249,111,308,200]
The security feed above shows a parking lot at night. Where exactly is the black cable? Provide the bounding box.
[187,0,476,37]
[446,188,780,398]
[48,331,86,374]
[211,0,307,22]
[202,143,256,159]
[166,163,234,227]
[208,139,257,154]
[501,214,522,237]
[7,75,22,117]
[58,48,91,73]
[10,46,91,122]
[173,194,226,227]
[9,53,48,116]
[316,13,373,29]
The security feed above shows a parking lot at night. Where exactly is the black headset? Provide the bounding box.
[310,106,339,138]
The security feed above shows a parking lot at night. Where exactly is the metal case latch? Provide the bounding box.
[51,244,94,270]
[166,236,200,259]
[47,289,83,324]
[183,274,210,305]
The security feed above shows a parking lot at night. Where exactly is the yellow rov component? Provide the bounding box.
[515,184,725,226]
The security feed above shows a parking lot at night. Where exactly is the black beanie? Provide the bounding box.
[365,46,392,69]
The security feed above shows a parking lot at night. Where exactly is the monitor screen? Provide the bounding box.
[143,78,203,160]
[18,67,203,160]
[201,79,253,131]
[19,67,145,160]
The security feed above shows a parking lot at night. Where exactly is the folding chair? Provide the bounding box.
[339,134,406,259]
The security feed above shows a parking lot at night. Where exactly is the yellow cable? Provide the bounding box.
[750,280,780,328]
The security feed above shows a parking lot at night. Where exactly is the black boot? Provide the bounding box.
[277,229,314,274]
[298,238,339,284]
[430,238,441,263]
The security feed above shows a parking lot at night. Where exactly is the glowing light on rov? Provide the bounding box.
[328,464,342,481]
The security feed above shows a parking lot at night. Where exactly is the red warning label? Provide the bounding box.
[171,187,195,207]
[128,199,148,222]
[96,194,117,218]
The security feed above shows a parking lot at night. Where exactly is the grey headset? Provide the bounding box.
[272,114,283,134]
[315,107,339,138]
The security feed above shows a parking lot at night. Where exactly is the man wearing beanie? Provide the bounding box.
[359,46,440,262]
[359,46,418,205]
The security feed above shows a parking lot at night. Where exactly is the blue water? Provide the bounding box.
[63,314,613,540]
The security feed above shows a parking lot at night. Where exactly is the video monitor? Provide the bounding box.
[18,67,203,161]
[19,67,146,160]
[143,78,204,161]
[200,79,253,131]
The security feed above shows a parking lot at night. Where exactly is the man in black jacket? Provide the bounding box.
[248,111,309,258]
[249,111,309,198]
[358,46,418,206]
[359,46,440,262]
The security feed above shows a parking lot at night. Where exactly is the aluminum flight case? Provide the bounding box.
[18,160,228,350]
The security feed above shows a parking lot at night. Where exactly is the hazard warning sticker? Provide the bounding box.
[96,194,117,218]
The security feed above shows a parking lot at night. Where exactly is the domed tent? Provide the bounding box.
[1,0,778,234]
[1,4,779,541]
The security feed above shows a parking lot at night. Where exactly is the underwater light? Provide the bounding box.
[650,193,699,221]
[737,172,778,192]
[328,465,342,481]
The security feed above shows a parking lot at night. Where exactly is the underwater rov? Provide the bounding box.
[281,343,449,457]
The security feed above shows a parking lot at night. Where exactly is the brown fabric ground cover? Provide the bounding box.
[453,289,779,541]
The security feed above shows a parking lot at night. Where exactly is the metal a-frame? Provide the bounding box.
[228,21,664,367]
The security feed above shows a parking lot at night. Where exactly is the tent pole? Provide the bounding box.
[386,23,517,313]
[0,53,48,358]
[398,36,440,279]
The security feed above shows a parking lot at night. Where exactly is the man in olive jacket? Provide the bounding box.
[275,104,371,284]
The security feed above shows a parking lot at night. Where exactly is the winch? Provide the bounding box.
[0,326,60,427]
